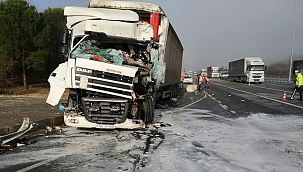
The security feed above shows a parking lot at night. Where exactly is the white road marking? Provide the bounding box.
[182,93,206,109]
[266,82,293,88]
[212,82,303,109]
[15,157,58,172]
[204,91,236,114]
[216,80,293,93]
[248,84,293,94]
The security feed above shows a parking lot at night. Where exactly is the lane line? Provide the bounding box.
[158,93,206,116]
[215,80,293,93]
[15,157,58,172]
[266,82,293,88]
[204,91,236,114]
[247,84,293,93]
[212,82,303,109]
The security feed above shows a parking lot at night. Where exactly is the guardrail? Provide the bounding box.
[0,118,35,145]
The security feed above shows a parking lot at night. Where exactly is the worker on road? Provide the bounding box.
[290,70,303,101]
[180,75,184,88]
[204,76,210,89]
[196,74,203,91]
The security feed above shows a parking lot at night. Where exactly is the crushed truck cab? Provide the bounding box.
[46,1,183,129]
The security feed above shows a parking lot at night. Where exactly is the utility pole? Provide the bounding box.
[288,0,296,82]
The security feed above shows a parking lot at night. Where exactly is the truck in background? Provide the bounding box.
[207,66,220,78]
[201,69,207,77]
[229,57,265,83]
[46,0,183,129]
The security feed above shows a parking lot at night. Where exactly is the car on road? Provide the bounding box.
[183,76,193,84]
[220,72,229,79]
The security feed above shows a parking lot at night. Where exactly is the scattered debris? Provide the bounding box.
[171,98,178,102]
[153,122,172,128]
[0,118,35,145]
[155,104,170,109]
[45,125,63,135]
[186,84,196,92]
[46,126,52,132]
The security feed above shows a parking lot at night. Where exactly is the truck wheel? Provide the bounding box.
[170,86,176,98]
[141,96,154,124]
[150,95,155,123]
[147,96,155,123]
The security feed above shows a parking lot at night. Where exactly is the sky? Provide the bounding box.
[27,0,303,71]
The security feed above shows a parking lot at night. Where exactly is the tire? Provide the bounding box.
[142,96,154,124]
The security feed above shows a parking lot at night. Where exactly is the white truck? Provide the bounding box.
[207,66,220,78]
[46,0,183,129]
[201,69,207,77]
[229,57,265,83]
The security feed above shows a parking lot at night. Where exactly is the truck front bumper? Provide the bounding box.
[64,115,145,129]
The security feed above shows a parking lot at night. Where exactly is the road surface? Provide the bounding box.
[1,80,303,172]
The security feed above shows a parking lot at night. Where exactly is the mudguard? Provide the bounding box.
[46,62,68,106]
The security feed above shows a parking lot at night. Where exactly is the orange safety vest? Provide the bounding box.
[204,77,210,82]
[198,75,203,84]
[180,75,184,82]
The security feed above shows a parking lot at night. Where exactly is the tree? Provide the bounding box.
[0,54,14,93]
[31,8,65,73]
[265,61,289,78]
[0,0,39,89]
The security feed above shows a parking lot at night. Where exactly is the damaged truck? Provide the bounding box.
[46,0,183,129]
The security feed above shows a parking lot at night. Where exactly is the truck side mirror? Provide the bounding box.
[58,45,66,55]
[59,30,69,58]
[60,30,69,44]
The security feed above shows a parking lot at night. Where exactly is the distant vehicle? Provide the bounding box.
[220,72,229,79]
[229,57,265,83]
[188,71,193,77]
[183,76,193,84]
[201,69,207,77]
[207,66,220,78]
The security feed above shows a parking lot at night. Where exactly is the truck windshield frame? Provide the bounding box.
[248,65,264,71]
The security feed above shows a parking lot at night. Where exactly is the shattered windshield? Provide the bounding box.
[70,38,166,83]
[71,39,124,66]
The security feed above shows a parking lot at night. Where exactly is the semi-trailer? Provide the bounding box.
[229,57,265,83]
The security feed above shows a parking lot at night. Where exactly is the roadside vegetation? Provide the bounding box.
[265,61,290,78]
[0,0,65,94]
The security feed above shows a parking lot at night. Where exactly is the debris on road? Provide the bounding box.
[0,118,35,145]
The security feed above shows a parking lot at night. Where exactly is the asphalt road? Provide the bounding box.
[1,80,303,171]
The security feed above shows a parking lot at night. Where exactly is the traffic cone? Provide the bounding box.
[248,81,250,86]
[282,91,287,101]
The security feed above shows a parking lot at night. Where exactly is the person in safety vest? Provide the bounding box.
[290,70,303,101]
[196,74,203,91]
[180,75,184,88]
[204,76,210,89]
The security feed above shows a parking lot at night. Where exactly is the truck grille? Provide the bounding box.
[82,98,129,125]
[75,67,134,99]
